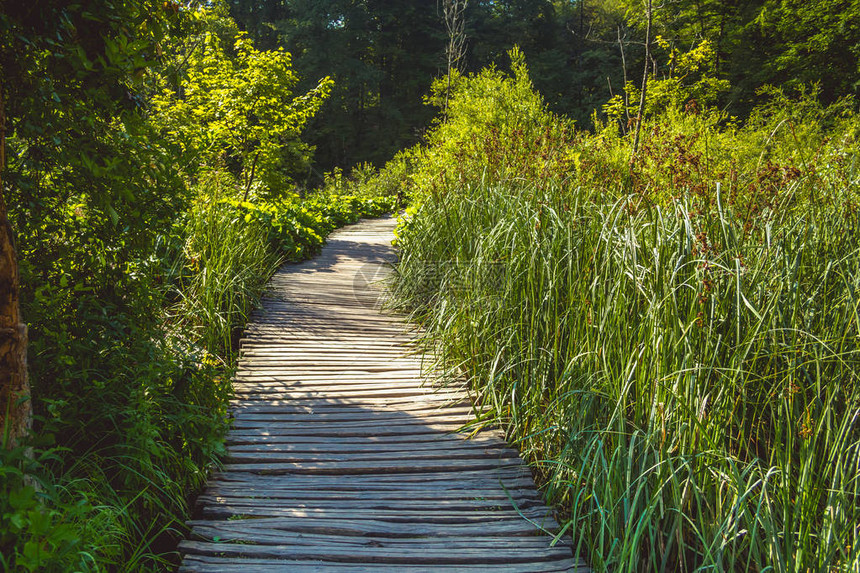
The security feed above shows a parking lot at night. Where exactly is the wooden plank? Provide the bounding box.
[229,399,470,411]
[229,407,476,421]
[220,458,524,475]
[225,436,509,449]
[230,389,468,401]
[225,440,510,454]
[203,482,540,498]
[228,394,466,404]
[228,408,476,420]
[197,506,558,526]
[185,516,555,538]
[240,346,414,353]
[196,496,547,513]
[230,386,454,396]
[228,416,472,430]
[187,528,566,551]
[239,339,412,348]
[208,467,536,484]
[233,373,442,381]
[231,378,453,389]
[178,540,574,565]
[223,453,521,467]
[180,555,587,573]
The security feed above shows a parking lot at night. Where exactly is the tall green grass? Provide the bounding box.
[166,173,398,360]
[391,178,860,571]
[169,196,280,359]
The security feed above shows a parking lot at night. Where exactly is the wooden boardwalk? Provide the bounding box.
[179,216,585,572]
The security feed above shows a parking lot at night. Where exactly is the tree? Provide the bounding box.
[0,0,179,448]
[0,79,29,448]
[231,0,445,174]
[152,22,333,199]
[630,0,653,162]
[747,0,860,103]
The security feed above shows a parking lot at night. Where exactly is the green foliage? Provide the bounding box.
[388,52,860,571]
[1,2,224,568]
[402,47,577,200]
[0,1,392,570]
[603,38,730,129]
[230,0,860,179]
[393,178,860,571]
[169,196,279,359]
[235,0,445,172]
[0,446,101,572]
[151,18,333,199]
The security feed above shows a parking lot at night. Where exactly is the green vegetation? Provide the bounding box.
[0,1,394,570]
[2,0,860,570]
[386,48,860,571]
[230,0,860,177]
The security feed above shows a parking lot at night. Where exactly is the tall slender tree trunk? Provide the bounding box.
[630,0,652,164]
[0,82,31,448]
[242,151,260,203]
[580,0,585,39]
[618,26,631,126]
[442,0,468,119]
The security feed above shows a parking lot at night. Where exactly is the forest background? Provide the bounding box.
[1,0,859,571]
[228,0,860,178]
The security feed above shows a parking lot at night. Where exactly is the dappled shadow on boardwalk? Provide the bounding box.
[178,217,587,572]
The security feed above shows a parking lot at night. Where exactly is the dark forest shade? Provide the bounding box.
[229,0,860,178]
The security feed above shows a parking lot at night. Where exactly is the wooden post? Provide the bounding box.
[0,78,31,448]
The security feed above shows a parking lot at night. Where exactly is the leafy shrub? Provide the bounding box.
[0,446,103,572]
[150,13,333,201]
[410,47,576,198]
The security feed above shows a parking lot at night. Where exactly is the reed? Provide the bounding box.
[171,195,280,359]
[391,176,860,571]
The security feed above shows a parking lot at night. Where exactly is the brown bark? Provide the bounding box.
[242,151,260,203]
[0,79,31,448]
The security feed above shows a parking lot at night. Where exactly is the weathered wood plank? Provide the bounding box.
[208,466,536,484]
[179,556,588,573]
[225,440,510,454]
[200,486,540,501]
[179,540,572,565]
[229,407,476,421]
[198,506,560,530]
[220,457,525,475]
[195,496,548,512]
[186,516,555,538]
[187,527,567,550]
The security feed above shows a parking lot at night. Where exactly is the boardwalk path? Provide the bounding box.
[179,216,584,572]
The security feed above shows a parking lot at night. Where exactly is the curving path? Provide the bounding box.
[178,216,587,572]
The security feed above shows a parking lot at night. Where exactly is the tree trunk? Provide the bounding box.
[442,0,468,119]
[0,83,31,448]
[242,151,260,203]
[618,26,631,127]
[630,0,652,164]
